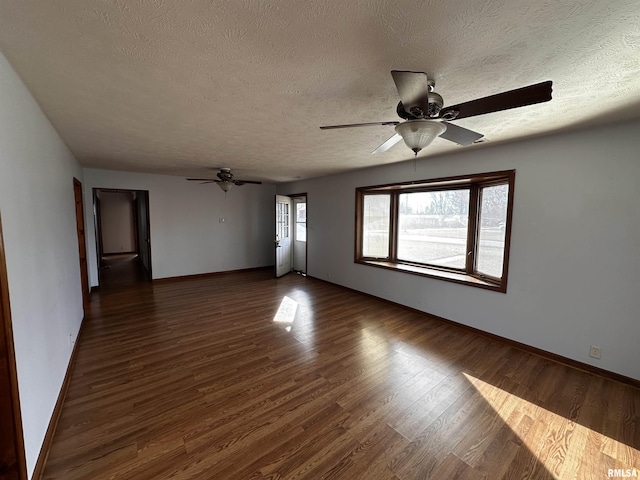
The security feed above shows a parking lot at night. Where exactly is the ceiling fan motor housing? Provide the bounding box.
[217,167,233,181]
[428,92,443,117]
[397,92,444,120]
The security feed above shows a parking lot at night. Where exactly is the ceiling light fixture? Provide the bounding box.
[394,119,447,155]
[217,181,233,192]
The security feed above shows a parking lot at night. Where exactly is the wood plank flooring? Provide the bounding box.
[42,270,640,479]
[99,254,149,287]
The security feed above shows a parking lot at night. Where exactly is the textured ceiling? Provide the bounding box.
[1,0,639,183]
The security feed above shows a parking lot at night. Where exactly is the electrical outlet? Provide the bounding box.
[68,333,75,349]
[589,345,602,359]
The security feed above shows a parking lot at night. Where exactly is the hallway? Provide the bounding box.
[99,253,149,288]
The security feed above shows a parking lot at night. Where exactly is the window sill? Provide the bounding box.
[355,259,506,293]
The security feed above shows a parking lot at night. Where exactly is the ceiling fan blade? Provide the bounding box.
[371,133,403,154]
[439,80,553,120]
[233,180,262,185]
[438,122,484,146]
[187,178,218,182]
[320,121,399,130]
[391,70,431,117]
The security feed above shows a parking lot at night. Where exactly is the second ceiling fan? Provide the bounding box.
[320,71,553,155]
[187,168,262,192]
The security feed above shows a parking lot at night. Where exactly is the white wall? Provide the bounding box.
[278,121,640,381]
[99,191,136,254]
[0,53,84,477]
[83,169,276,285]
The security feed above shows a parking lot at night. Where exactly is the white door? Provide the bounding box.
[275,195,292,278]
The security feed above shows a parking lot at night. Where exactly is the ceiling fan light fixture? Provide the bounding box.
[217,181,233,192]
[395,120,447,154]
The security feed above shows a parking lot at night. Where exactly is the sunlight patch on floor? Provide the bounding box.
[463,373,640,478]
[274,296,298,330]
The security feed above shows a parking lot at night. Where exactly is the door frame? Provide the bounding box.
[275,193,307,278]
[136,191,153,279]
[93,188,152,285]
[0,212,28,480]
[73,179,90,313]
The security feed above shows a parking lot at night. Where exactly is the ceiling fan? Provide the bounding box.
[320,70,553,155]
[187,168,262,192]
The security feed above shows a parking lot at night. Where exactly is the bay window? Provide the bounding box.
[355,170,515,292]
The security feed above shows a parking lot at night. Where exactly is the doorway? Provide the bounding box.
[93,189,152,287]
[274,193,307,278]
[0,213,27,480]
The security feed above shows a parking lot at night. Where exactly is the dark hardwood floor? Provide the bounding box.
[99,253,149,287]
[42,269,639,479]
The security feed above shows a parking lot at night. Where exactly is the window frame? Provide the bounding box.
[294,198,307,243]
[355,170,515,293]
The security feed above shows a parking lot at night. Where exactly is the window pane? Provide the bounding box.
[296,223,306,242]
[362,194,390,258]
[277,203,289,239]
[296,202,306,222]
[476,184,508,278]
[295,202,306,242]
[397,190,469,269]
